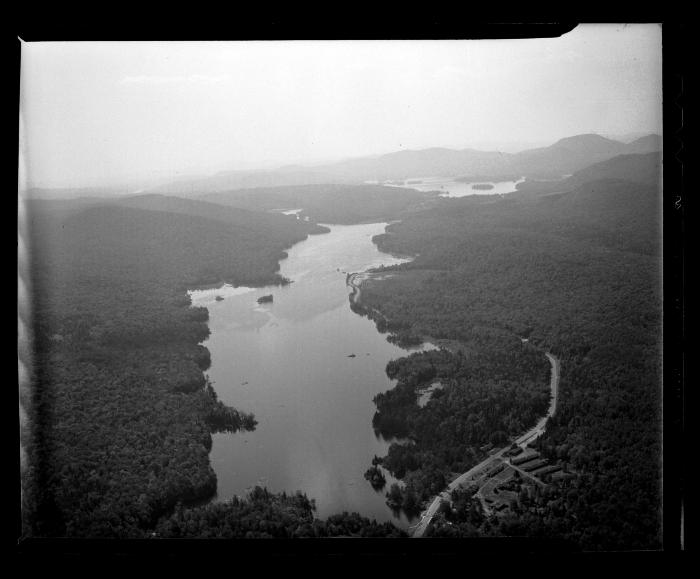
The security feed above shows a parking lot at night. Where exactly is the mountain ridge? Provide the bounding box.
[148,133,660,196]
[514,151,662,198]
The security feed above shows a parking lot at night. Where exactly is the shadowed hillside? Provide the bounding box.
[514,151,661,198]
[568,152,661,188]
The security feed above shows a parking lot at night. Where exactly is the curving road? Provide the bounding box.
[514,353,559,448]
[410,350,560,538]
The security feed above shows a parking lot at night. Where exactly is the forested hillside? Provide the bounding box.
[567,152,661,188]
[155,487,406,538]
[355,153,662,549]
[107,193,330,237]
[22,200,333,537]
[199,184,432,224]
[368,347,551,518]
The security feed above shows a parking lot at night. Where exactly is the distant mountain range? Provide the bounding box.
[24,132,661,201]
[144,133,660,196]
[505,134,660,178]
[602,131,662,144]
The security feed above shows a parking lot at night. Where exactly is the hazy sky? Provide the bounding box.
[19,24,662,189]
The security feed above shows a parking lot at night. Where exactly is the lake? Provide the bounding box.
[382,176,525,197]
[189,222,435,528]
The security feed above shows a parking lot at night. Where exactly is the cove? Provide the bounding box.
[189,222,435,527]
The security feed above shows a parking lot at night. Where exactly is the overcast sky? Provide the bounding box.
[19,24,662,189]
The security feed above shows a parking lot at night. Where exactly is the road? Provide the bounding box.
[410,350,560,538]
[514,353,559,447]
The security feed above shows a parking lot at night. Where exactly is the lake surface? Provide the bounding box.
[383,176,525,197]
[189,222,435,527]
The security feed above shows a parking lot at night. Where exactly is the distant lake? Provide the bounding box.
[189,222,436,528]
[273,208,311,221]
[279,208,302,217]
[382,176,525,197]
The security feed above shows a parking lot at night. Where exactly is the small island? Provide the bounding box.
[215,295,224,301]
[364,465,387,491]
[257,294,273,304]
[471,183,495,190]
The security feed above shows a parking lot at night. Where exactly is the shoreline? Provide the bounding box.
[347,265,561,538]
[195,220,420,529]
[409,349,560,538]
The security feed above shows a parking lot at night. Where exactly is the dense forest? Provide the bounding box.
[369,347,550,517]
[355,153,662,549]
[21,148,663,547]
[155,486,405,538]
[514,151,661,200]
[20,199,396,538]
